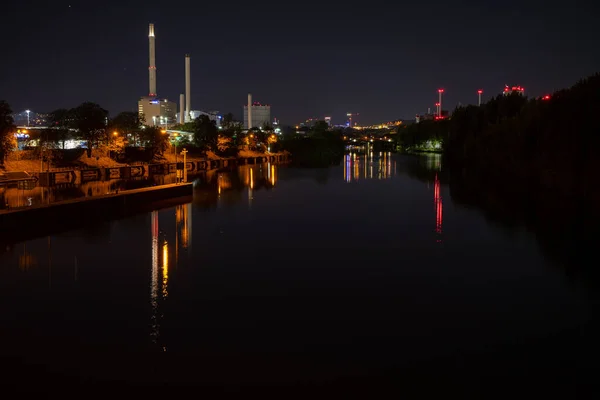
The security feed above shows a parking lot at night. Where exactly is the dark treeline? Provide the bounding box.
[274,121,345,167]
[395,73,600,204]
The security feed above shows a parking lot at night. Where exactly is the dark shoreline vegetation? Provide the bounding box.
[395,73,600,209]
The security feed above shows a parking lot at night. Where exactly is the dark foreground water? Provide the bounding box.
[1,153,598,396]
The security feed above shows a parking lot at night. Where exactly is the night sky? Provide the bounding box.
[2,0,599,125]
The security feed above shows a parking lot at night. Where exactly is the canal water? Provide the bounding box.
[0,153,597,395]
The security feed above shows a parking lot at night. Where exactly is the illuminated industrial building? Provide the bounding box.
[175,110,222,127]
[138,97,177,127]
[244,100,271,129]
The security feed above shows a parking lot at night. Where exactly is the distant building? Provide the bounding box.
[176,110,222,127]
[416,111,448,123]
[324,116,331,126]
[503,85,525,96]
[138,96,177,127]
[244,102,271,129]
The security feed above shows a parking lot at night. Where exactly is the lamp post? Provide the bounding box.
[170,132,179,181]
[181,148,188,183]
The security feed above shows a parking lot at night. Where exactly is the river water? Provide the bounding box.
[0,153,597,395]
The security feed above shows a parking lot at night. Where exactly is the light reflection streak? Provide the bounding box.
[271,164,276,186]
[150,211,159,343]
[434,173,443,242]
[344,151,398,182]
[162,241,169,299]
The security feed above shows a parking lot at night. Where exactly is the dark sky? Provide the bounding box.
[2,0,599,125]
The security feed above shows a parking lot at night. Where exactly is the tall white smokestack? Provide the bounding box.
[148,23,157,97]
[247,93,252,129]
[185,54,191,122]
[179,94,185,124]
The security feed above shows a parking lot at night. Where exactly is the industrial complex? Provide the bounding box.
[137,24,227,129]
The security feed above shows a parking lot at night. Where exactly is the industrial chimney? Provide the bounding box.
[148,23,157,97]
[179,94,185,124]
[247,93,253,129]
[185,54,191,122]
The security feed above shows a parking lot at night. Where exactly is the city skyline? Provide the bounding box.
[1,1,599,125]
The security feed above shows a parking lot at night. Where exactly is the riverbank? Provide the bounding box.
[0,183,193,242]
[1,148,290,174]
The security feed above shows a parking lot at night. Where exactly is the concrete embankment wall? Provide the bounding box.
[0,183,193,242]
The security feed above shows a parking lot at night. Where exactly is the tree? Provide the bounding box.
[71,102,108,154]
[222,112,235,129]
[0,101,16,163]
[139,126,169,158]
[46,108,74,149]
[193,115,218,151]
[309,120,330,136]
[110,111,143,146]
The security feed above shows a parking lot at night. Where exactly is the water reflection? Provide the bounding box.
[176,204,192,250]
[343,151,395,182]
[434,173,443,242]
[0,176,169,211]
[18,243,37,271]
[0,155,598,390]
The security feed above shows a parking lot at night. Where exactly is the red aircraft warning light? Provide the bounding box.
[542,95,551,100]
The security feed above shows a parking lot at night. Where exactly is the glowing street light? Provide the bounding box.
[113,131,118,136]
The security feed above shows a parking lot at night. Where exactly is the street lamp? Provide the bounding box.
[172,132,179,166]
[180,148,188,183]
[25,110,31,126]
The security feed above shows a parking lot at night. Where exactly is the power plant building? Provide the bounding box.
[175,110,222,127]
[137,23,176,127]
[138,97,177,127]
[244,101,271,129]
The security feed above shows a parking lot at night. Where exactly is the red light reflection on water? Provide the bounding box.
[434,173,443,242]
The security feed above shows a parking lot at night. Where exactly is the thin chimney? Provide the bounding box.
[179,94,185,124]
[185,54,191,122]
[247,93,253,129]
[148,23,157,97]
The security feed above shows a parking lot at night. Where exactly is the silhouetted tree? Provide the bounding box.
[139,126,169,158]
[110,111,143,146]
[71,102,108,154]
[309,120,330,136]
[46,108,74,149]
[193,115,218,151]
[222,112,235,129]
[0,100,16,163]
